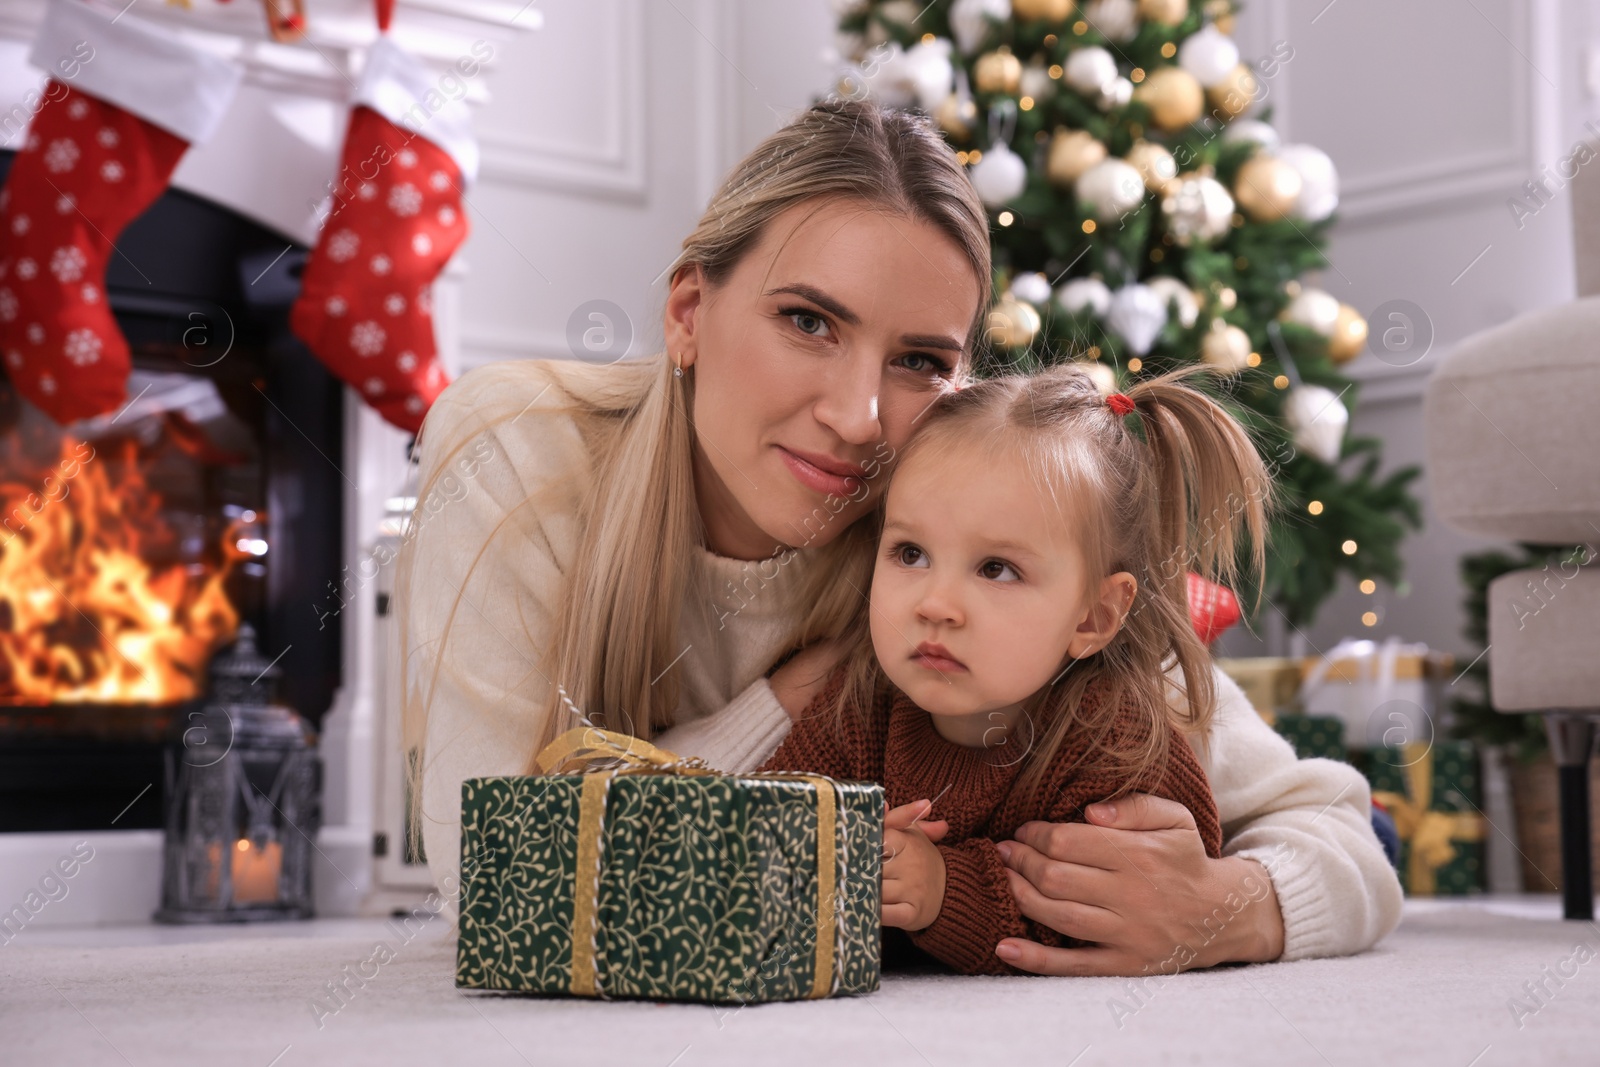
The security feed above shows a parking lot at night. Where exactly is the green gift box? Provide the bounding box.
[1271,714,1348,762]
[1366,741,1486,896]
[454,729,884,1003]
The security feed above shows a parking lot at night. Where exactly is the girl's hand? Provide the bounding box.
[881,799,948,931]
[768,637,851,722]
[993,793,1285,975]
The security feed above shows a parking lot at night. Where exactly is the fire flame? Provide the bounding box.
[0,435,244,705]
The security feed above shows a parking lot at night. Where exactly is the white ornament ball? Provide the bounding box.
[1177,25,1241,87]
[1106,283,1169,355]
[1097,76,1135,111]
[1222,119,1279,152]
[1084,0,1140,43]
[971,141,1029,207]
[1282,287,1341,337]
[1010,271,1053,305]
[1200,322,1253,372]
[1146,276,1199,328]
[1285,384,1349,465]
[905,38,955,110]
[1064,47,1118,94]
[1161,174,1235,245]
[1076,158,1147,222]
[950,0,1012,54]
[1276,143,1340,222]
[1056,276,1113,317]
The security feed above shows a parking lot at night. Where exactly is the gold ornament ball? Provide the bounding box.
[937,95,978,140]
[1125,140,1178,191]
[1207,63,1261,120]
[1234,155,1303,221]
[1134,67,1205,131]
[1014,0,1077,20]
[975,49,1024,95]
[1200,322,1252,372]
[1216,285,1238,311]
[987,296,1042,348]
[1048,129,1108,186]
[1328,304,1369,364]
[1139,0,1189,26]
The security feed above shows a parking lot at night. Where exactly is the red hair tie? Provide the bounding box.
[1106,392,1135,416]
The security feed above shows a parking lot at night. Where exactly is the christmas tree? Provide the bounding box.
[829,0,1422,632]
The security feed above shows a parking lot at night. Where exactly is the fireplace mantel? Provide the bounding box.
[0,0,541,245]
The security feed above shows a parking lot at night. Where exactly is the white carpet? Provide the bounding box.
[3,898,1597,1066]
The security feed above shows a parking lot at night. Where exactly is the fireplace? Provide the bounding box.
[0,148,345,835]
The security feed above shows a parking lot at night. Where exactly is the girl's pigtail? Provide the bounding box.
[1124,365,1278,619]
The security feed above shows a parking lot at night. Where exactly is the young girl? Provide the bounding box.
[757,362,1276,976]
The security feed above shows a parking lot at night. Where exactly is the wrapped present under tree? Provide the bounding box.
[1367,741,1487,895]
[1271,714,1349,763]
[455,728,884,1003]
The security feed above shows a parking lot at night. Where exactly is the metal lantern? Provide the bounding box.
[155,624,322,922]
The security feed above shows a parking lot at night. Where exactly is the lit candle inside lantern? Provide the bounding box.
[231,838,282,905]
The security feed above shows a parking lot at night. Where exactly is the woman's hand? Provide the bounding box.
[881,799,949,931]
[767,637,850,722]
[993,793,1285,975]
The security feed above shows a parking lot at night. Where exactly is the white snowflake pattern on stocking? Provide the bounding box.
[44,139,79,173]
[50,246,86,283]
[387,183,422,217]
[327,230,360,262]
[63,328,101,366]
[350,320,386,357]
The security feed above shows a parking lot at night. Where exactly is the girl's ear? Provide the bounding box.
[1065,571,1139,659]
[663,264,705,368]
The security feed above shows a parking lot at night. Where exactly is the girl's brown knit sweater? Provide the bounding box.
[757,664,1224,976]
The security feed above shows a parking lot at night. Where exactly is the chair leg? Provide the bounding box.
[1545,714,1596,921]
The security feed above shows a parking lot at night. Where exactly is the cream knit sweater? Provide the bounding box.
[396,358,1403,962]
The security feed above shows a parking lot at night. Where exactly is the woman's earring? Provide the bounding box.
[673,354,685,379]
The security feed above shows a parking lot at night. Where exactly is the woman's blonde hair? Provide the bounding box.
[399,98,991,852]
[819,362,1279,802]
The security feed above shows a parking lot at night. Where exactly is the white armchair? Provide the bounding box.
[1423,148,1600,920]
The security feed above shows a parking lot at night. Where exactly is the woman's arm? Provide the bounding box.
[993,661,1403,974]
[654,637,850,771]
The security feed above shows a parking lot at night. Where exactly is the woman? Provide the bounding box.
[395,99,1401,976]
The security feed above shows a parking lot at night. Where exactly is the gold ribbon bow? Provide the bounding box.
[534,727,843,999]
[1371,741,1487,895]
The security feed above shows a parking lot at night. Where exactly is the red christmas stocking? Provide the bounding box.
[290,36,476,434]
[0,0,241,424]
